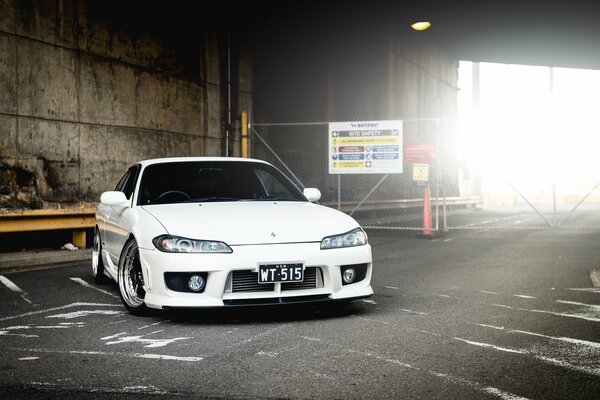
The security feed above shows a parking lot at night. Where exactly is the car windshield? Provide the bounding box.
[138,161,307,205]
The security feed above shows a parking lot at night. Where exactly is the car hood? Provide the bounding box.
[141,201,361,246]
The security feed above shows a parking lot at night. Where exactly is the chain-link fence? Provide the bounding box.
[446,165,600,231]
[446,111,600,231]
[249,119,600,232]
[250,120,449,231]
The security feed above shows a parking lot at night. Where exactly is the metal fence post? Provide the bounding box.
[338,174,341,211]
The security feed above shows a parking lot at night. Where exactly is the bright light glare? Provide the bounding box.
[458,62,600,205]
[411,21,431,31]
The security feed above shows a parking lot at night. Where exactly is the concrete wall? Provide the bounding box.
[0,0,251,208]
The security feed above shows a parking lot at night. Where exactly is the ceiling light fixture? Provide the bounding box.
[411,21,431,31]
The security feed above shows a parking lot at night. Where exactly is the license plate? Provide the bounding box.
[258,263,304,283]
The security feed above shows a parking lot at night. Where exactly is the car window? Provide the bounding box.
[114,170,131,193]
[123,165,140,199]
[255,169,295,199]
[114,165,140,200]
[138,161,306,205]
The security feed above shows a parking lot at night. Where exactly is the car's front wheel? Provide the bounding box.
[92,227,111,285]
[118,239,148,315]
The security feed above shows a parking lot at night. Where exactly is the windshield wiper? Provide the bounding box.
[184,196,242,203]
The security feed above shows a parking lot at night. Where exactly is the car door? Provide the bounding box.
[105,166,140,265]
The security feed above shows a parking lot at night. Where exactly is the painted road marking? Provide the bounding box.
[0,302,121,322]
[298,335,531,400]
[384,285,399,290]
[361,299,378,304]
[0,331,39,338]
[25,382,168,395]
[411,289,600,322]
[46,310,123,320]
[471,323,600,349]
[69,277,120,299]
[416,290,452,298]
[136,353,203,362]
[120,385,166,394]
[421,330,442,337]
[399,308,428,315]
[556,300,600,310]
[101,332,127,340]
[454,337,526,354]
[7,347,203,362]
[138,321,168,330]
[482,387,530,400]
[430,372,531,400]
[0,275,32,304]
[454,337,600,377]
[0,275,24,292]
[1,324,84,331]
[491,303,600,322]
[567,288,600,293]
[102,334,191,348]
[478,291,535,299]
[352,315,390,325]
[458,214,528,228]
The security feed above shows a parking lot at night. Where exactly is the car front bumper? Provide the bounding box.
[139,242,373,309]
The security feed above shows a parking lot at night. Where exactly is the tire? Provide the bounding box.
[92,227,112,285]
[117,239,148,315]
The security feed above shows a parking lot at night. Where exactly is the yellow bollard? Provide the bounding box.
[72,230,86,248]
[241,111,248,158]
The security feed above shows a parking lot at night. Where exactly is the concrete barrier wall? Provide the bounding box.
[0,0,249,207]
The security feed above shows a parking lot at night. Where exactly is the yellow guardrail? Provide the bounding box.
[0,208,96,248]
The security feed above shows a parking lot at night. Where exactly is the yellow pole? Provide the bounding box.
[241,111,248,158]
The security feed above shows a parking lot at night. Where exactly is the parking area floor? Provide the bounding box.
[1,229,599,399]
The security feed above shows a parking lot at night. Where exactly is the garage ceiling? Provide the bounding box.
[406,1,600,69]
[248,0,600,70]
[112,1,600,69]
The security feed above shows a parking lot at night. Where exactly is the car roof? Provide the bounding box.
[138,157,271,168]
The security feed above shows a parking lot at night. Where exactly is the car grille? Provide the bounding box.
[282,267,319,290]
[229,267,323,293]
[231,270,275,292]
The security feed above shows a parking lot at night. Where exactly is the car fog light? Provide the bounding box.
[188,275,206,292]
[342,268,356,284]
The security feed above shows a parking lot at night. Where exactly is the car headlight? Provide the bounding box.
[152,235,232,253]
[320,228,367,250]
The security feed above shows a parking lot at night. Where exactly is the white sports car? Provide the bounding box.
[93,157,373,314]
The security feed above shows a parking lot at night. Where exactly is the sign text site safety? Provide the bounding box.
[328,120,403,174]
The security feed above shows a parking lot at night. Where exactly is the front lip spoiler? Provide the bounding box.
[161,294,373,309]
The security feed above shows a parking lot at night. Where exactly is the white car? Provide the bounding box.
[93,157,373,314]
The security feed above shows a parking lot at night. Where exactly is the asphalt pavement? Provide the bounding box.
[1,227,599,399]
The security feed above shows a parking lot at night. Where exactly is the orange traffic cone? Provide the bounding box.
[418,184,433,238]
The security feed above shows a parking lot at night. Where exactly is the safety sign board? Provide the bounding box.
[329,120,403,174]
[412,163,429,182]
[404,143,436,163]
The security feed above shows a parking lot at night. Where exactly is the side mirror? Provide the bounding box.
[303,188,321,203]
[100,191,130,207]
